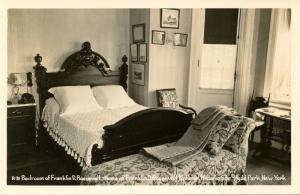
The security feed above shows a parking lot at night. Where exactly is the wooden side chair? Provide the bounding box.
[156,88,197,117]
[247,94,270,150]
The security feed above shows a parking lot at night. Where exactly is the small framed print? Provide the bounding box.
[130,43,138,62]
[174,33,188,47]
[138,43,147,63]
[160,9,180,29]
[132,64,145,86]
[152,30,165,45]
[132,24,145,43]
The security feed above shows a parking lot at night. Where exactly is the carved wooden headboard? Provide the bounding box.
[33,41,128,113]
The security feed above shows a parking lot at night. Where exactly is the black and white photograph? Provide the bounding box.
[131,63,145,85]
[1,3,300,195]
[173,33,188,46]
[130,43,138,62]
[152,30,165,45]
[138,43,147,62]
[160,8,180,28]
[132,23,145,43]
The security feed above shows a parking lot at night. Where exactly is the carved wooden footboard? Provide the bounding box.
[91,108,192,165]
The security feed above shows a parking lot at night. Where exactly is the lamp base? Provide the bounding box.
[11,96,20,105]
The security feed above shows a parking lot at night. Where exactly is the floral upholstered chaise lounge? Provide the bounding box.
[81,109,255,185]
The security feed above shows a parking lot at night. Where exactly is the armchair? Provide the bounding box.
[156,88,197,116]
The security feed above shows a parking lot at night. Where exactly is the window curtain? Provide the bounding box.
[263,9,291,105]
[233,9,256,116]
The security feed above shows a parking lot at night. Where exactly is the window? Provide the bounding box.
[264,9,291,105]
[204,9,239,44]
[199,44,237,90]
[200,9,239,90]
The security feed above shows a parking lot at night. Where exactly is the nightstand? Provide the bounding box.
[7,103,36,165]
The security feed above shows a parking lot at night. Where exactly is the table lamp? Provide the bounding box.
[8,73,27,104]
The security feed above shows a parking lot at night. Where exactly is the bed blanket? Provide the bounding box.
[41,100,146,168]
[143,106,240,165]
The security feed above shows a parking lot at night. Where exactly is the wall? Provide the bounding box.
[8,9,270,109]
[147,9,192,107]
[7,9,130,101]
[129,9,150,105]
[128,9,192,107]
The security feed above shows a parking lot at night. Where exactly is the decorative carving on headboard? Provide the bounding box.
[33,54,47,77]
[61,41,110,74]
[33,41,129,110]
[33,42,129,117]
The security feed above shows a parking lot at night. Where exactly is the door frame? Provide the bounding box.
[187,9,205,108]
[187,8,242,111]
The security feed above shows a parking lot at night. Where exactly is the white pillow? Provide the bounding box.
[48,85,102,115]
[92,85,136,109]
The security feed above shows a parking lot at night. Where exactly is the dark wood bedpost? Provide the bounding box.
[34,54,47,78]
[33,54,48,149]
[119,55,128,92]
[33,53,47,109]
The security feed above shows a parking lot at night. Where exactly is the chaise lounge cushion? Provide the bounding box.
[206,115,246,155]
[224,117,255,154]
[81,148,245,185]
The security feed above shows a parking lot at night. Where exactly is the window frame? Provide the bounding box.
[198,9,240,91]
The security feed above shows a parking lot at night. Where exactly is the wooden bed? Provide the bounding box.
[34,41,192,167]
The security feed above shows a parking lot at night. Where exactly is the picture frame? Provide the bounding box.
[138,43,147,63]
[160,8,180,29]
[130,43,138,62]
[132,24,145,43]
[173,33,188,47]
[132,64,145,86]
[152,30,165,45]
[165,33,174,44]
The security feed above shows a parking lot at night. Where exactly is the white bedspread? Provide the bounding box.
[42,98,60,130]
[41,98,146,167]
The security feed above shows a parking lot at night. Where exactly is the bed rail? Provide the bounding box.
[91,108,193,165]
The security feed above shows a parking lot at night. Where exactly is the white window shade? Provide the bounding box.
[200,44,237,90]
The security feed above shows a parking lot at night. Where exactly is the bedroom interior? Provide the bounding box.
[6,8,291,186]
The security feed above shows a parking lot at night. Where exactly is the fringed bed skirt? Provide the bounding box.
[46,127,95,169]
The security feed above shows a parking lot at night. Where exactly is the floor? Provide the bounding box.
[246,145,291,185]
[7,151,81,185]
[7,146,291,185]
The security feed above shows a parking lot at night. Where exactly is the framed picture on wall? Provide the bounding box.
[152,30,165,45]
[130,43,138,62]
[173,33,188,47]
[138,43,147,63]
[160,9,180,29]
[132,24,145,43]
[132,64,145,86]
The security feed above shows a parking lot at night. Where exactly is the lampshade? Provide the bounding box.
[8,73,27,86]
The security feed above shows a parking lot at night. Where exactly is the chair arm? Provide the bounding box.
[179,104,197,116]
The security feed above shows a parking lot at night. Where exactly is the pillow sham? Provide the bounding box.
[92,85,136,109]
[48,85,102,115]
